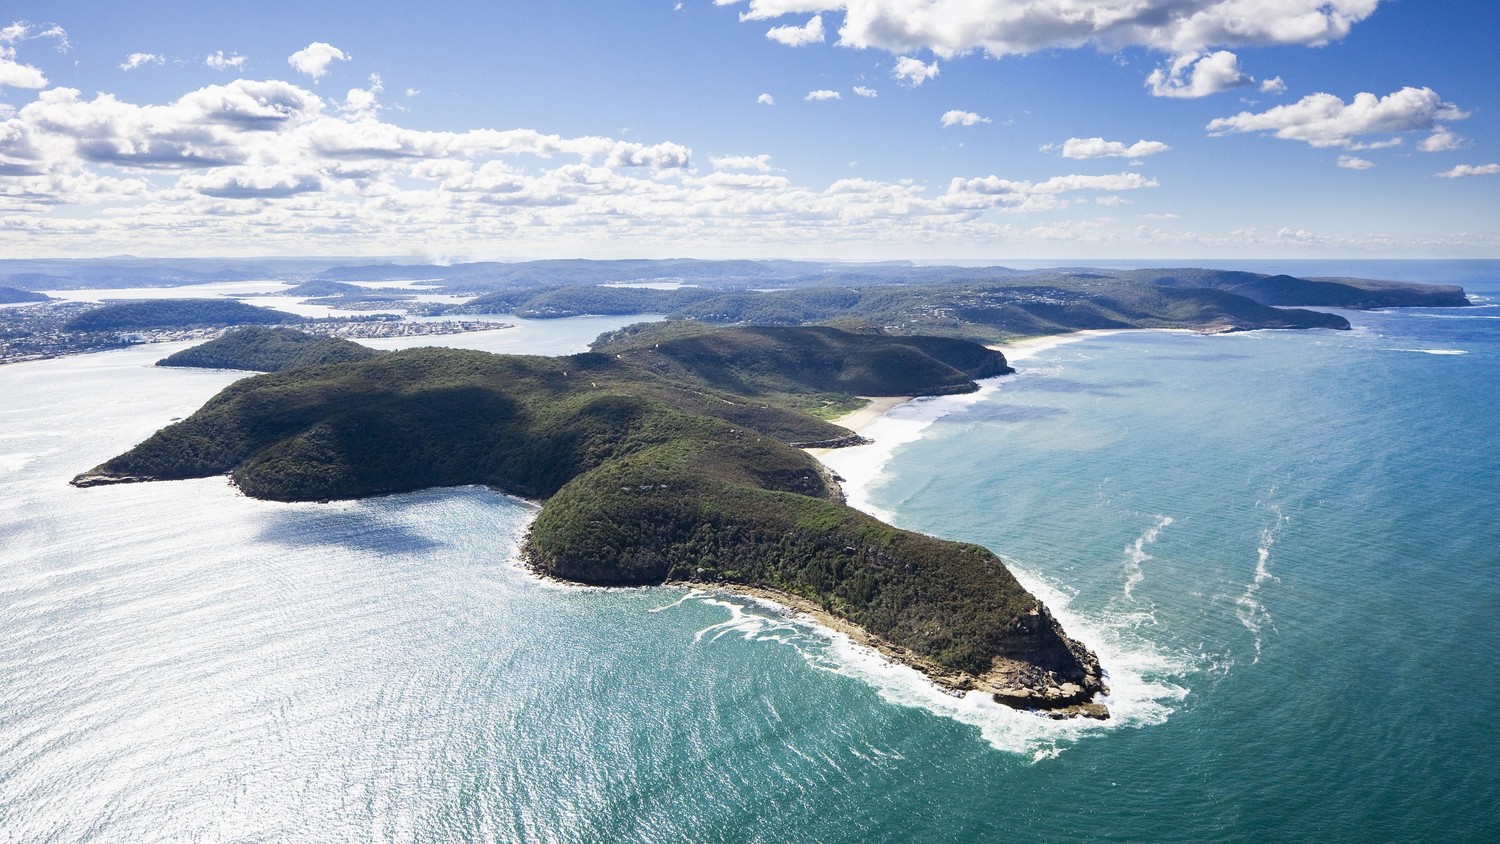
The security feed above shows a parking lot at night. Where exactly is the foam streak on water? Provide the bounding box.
[1234,502,1286,662]
[1122,515,1174,601]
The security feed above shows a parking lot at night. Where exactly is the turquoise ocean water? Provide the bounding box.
[1,264,1497,842]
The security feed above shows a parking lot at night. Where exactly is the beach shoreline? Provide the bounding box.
[820,328,1196,438]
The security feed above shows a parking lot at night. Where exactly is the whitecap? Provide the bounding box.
[676,568,1199,759]
[1234,504,1286,662]
[1383,348,1469,355]
[1122,515,1174,601]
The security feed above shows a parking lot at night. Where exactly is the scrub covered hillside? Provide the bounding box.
[76,325,1106,716]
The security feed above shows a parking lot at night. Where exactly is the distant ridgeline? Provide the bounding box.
[0,286,51,304]
[76,324,1111,717]
[399,267,1468,339]
[62,299,303,332]
[280,260,1467,340]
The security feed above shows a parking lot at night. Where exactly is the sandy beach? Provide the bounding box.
[820,330,1128,438]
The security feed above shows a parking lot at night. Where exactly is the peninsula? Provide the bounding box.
[76,324,1110,717]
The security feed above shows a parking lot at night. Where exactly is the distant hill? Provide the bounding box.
[158,327,381,371]
[1127,269,1470,308]
[0,286,50,304]
[439,276,1352,339]
[63,299,302,332]
[602,323,1011,401]
[282,280,370,297]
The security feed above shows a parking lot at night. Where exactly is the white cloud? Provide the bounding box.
[1336,155,1373,170]
[766,15,825,47]
[1260,76,1287,95]
[205,51,246,71]
[288,42,348,80]
[119,52,164,71]
[945,172,1157,213]
[720,1,1383,57]
[1207,87,1468,148]
[343,73,384,115]
[0,71,1198,257]
[940,110,989,127]
[1419,127,1465,152]
[892,56,938,86]
[0,56,46,88]
[0,22,59,88]
[1054,137,1170,159]
[711,154,773,172]
[1277,227,1324,243]
[852,85,877,98]
[757,92,776,105]
[805,89,841,101]
[1437,164,1500,179]
[1147,51,1251,98]
[1347,137,1402,150]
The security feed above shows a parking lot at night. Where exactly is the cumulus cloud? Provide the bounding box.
[0,21,65,89]
[1277,227,1323,243]
[205,51,246,71]
[1147,51,1251,98]
[852,85,877,97]
[0,56,46,88]
[805,89,841,101]
[718,1,1383,57]
[1053,137,1171,159]
[119,52,164,71]
[945,172,1157,212]
[1336,155,1373,170]
[757,92,776,105]
[1207,87,1468,148]
[940,110,989,127]
[1260,76,1287,95]
[1419,127,1465,152]
[342,73,384,115]
[711,154,773,172]
[0,69,1197,256]
[892,56,937,86]
[288,42,348,80]
[766,15,825,46]
[1437,164,1500,179]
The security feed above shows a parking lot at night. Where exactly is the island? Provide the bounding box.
[76,324,1111,718]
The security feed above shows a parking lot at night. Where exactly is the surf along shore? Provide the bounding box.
[682,331,1142,719]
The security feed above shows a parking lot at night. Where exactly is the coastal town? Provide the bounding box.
[0,301,507,365]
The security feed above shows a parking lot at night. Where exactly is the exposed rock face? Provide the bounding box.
[70,471,155,488]
[984,608,1110,719]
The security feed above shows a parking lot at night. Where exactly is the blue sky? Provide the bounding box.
[0,0,1496,260]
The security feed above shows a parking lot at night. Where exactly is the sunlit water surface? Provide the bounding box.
[3,267,1498,842]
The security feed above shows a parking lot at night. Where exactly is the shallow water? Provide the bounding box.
[3,266,1498,842]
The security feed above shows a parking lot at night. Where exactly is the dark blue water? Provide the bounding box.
[861,272,1500,841]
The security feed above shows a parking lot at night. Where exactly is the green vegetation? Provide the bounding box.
[437,275,1351,341]
[0,286,50,304]
[1126,269,1471,308]
[63,299,302,332]
[77,325,1105,709]
[157,326,381,372]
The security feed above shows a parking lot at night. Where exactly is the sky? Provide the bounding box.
[0,0,1496,261]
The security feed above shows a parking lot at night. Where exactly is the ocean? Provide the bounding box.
[1,263,1496,842]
